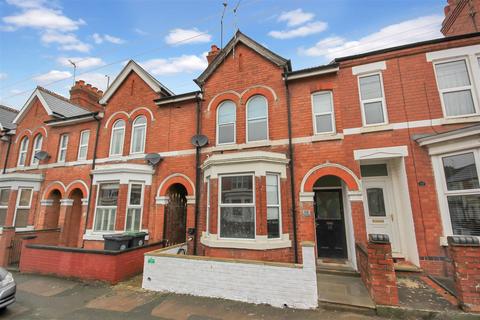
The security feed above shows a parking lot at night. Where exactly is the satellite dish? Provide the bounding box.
[145,153,163,166]
[35,151,50,161]
[191,134,208,147]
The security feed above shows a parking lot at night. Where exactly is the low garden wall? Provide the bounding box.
[142,242,318,309]
[19,240,164,284]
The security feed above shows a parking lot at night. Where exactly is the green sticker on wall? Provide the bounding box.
[148,257,155,264]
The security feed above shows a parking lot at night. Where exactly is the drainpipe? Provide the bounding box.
[193,91,202,255]
[2,133,12,174]
[283,67,299,264]
[82,112,102,248]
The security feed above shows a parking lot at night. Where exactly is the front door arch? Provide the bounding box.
[164,183,187,246]
[65,188,83,247]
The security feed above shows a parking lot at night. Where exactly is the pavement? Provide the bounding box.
[1,272,386,320]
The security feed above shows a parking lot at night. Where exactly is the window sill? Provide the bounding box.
[360,123,393,134]
[83,229,149,241]
[15,226,34,232]
[440,115,480,125]
[312,133,344,142]
[211,141,272,152]
[200,232,291,250]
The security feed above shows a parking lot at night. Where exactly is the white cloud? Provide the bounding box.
[141,54,207,75]
[134,28,148,36]
[278,9,314,27]
[165,28,211,45]
[33,70,71,84]
[0,73,7,81]
[269,21,327,39]
[300,15,443,60]
[6,0,46,9]
[2,7,85,32]
[41,31,90,52]
[77,72,110,91]
[57,57,105,69]
[92,33,125,44]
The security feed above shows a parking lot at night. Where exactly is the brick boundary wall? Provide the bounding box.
[448,236,480,313]
[356,234,399,306]
[19,241,164,284]
[143,242,318,309]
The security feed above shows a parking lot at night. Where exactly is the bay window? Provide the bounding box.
[434,59,477,117]
[358,73,388,126]
[94,183,119,232]
[58,134,68,162]
[77,130,90,160]
[125,183,143,232]
[266,174,281,238]
[14,188,32,228]
[17,136,29,166]
[440,150,480,236]
[0,188,10,226]
[219,174,255,239]
[217,101,236,145]
[246,95,268,142]
[206,177,211,235]
[31,134,43,165]
[110,120,125,156]
[312,91,335,134]
[130,116,147,154]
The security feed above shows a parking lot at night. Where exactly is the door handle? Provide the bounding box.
[390,214,394,222]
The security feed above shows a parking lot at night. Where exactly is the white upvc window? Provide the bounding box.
[57,134,69,163]
[246,95,268,142]
[17,136,29,166]
[358,72,388,126]
[130,116,147,154]
[94,182,119,232]
[218,174,255,239]
[437,149,480,236]
[206,176,211,235]
[31,134,43,165]
[433,58,478,118]
[216,101,236,145]
[125,182,144,232]
[109,119,125,157]
[14,188,32,228]
[0,188,11,226]
[77,130,90,160]
[312,91,335,134]
[266,173,281,239]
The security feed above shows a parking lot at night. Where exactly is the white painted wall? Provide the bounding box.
[142,245,318,309]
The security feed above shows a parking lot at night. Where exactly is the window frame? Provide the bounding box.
[217,173,256,240]
[435,148,480,237]
[13,187,33,228]
[77,130,90,161]
[30,134,43,166]
[266,173,282,239]
[109,119,126,157]
[57,134,69,163]
[216,101,236,146]
[206,176,211,235]
[129,116,147,155]
[124,181,144,232]
[17,136,29,167]
[311,91,336,135]
[93,182,119,232]
[432,57,479,119]
[0,188,11,226]
[357,71,389,127]
[246,95,269,143]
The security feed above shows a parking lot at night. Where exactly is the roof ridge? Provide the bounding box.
[0,104,19,114]
[36,86,90,112]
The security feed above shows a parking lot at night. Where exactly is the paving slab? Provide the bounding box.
[17,277,77,297]
[86,288,157,312]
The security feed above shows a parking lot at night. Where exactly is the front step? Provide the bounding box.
[316,267,360,277]
[394,260,423,273]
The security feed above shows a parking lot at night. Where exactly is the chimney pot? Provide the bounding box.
[207,44,221,64]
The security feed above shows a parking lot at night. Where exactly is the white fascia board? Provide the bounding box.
[417,127,480,146]
[286,67,339,80]
[352,61,386,75]
[13,89,53,124]
[155,93,201,105]
[92,163,154,185]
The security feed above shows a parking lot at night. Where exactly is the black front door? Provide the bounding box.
[315,189,347,259]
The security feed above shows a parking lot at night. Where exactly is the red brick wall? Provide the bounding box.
[19,241,164,284]
[442,0,480,36]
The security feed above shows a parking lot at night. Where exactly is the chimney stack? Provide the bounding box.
[207,45,220,64]
[69,80,103,112]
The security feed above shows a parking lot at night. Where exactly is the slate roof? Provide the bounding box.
[0,104,19,130]
[37,87,91,118]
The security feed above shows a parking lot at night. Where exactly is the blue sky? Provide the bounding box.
[0,0,445,109]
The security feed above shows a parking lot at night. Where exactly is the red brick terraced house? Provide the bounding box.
[1,2,480,310]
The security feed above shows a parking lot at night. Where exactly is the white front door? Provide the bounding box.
[363,178,402,254]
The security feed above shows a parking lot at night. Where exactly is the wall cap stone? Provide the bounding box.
[368,233,390,244]
[447,235,480,247]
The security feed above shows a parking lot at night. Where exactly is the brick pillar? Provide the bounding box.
[348,191,367,244]
[356,234,398,306]
[186,196,195,255]
[115,184,128,231]
[77,198,89,248]
[27,190,39,226]
[4,189,18,227]
[58,199,73,246]
[298,192,316,264]
[37,199,53,229]
[448,236,480,313]
[0,226,15,267]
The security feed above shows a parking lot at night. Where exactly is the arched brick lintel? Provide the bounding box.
[157,173,195,197]
[302,164,360,192]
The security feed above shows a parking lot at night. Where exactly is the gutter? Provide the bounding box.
[154,91,201,105]
[45,112,100,126]
[283,64,299,264]
[193,91,203,255]
[82,112,103,248]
